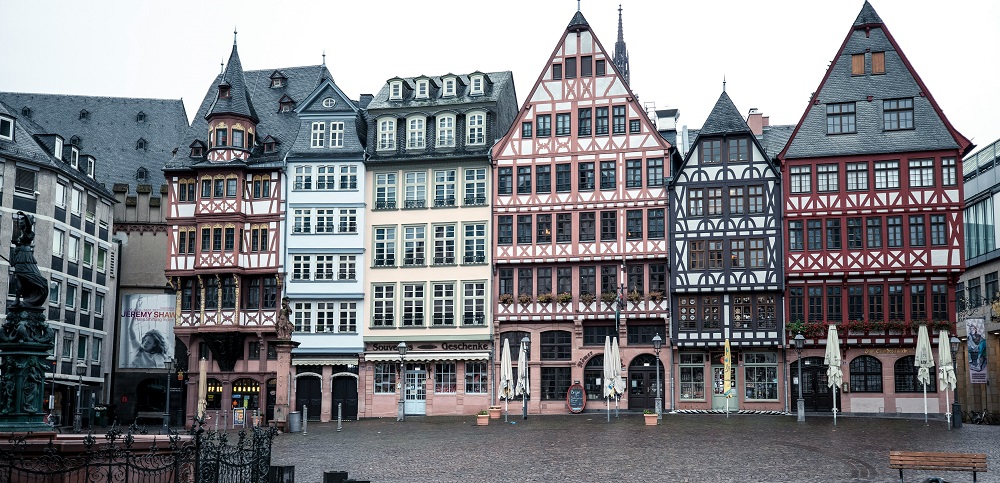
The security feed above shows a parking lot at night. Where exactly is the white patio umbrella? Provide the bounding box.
[611,337,626,417]
[937,329,957,429]
[824,325,843,425]
[197,357,208,420]
[498,338,514,422]
[603,336,613,422]
[515,339,530,419]
[915,324,935,424]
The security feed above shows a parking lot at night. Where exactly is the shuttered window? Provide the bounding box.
[851,53,865,75]
[14,168,36,194]
[871,51,885,74]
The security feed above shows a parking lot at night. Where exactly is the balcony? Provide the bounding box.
[464,196,487,206]
[433,256,455,265]
[404,199,426,209]
[403,257,425,266]
[373,258,395,267]
[434,197,456,208]
[463,255,486,264]
[375,200,396,210]
[463,313,486,325]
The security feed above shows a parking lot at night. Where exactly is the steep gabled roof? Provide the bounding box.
[780,1,971,160]
[699,91,749,137]
[206,42,260,123]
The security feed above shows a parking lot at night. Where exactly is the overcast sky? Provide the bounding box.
[1,0,998,152]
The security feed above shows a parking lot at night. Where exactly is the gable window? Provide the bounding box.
[701,140,721,164]
[322,97,336,108]
[135,138,147,150]
[883,98,913,130]
[851,53,865,76]
[279,99,295,112]
[600,161,616,189]
[79,109,90,120]
[389,81,403,100]
[0,116,14,141]
[612,106,626,134]
[626,160,642,188]
[470,75,484,95]
[516,166,532,194]
[646,158,664,186]
[595,107,609,135]
[595,59,606,76]
[552,64,562,80]
[437,115,456,147]
[497,167,513,195]
[378,118,396,150]
[219,85,231,98]
[872,51,886,74]
[271,77,284,88]
[581,56,593,77]
[442,78,456,97]
[415,80,429,99]
[521,122,532,138]
[466,112,485,145]
[826,102,856,134]
[565,58,577,79]
[941,158,957,186]
[629,119,641,134]
[578,162,595,191]
[730,138,749,162]
[535,115,551,138]
[407,117,426,149]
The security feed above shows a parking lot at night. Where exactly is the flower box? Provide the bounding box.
[643,412,657,426]
[476,411,489,426]
[488,406,501,420]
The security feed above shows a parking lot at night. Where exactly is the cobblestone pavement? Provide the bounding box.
[270,412,1000,483]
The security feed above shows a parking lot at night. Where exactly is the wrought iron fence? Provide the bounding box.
[0,421,277,483]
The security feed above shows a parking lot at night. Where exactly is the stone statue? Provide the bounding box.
[9,212,49,309]
[275,297,293,340]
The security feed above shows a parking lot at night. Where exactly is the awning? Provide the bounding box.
[292,357,359,366]
[364,351,489,362]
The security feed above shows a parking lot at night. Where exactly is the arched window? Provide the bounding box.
[136,167,148,181]
[436,114,456,147]
[135,138,147,150]
[466,111,485,145]
[849,355,883,392]
[894,355,936,393]
[540,330,571,360]
[584,355,604,400]
[500,331,530,360]
[377,117,396,151]
[136,111,146,123]
[79,109,90,120]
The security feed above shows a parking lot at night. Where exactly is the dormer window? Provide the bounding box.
[70,135,82,148]
[136,167,148,181]
[136,111,146,123]
[192,145,204,157]
[20,107,31,118]
[390,81,403,100]
[470,75,484,95]
[278,95,296,113]
[264,141,277,153]
[416,80,429,99]
[0,116,13,141]
[79,109,90,120]
[86,159,95,178]
[70,148,79,168]
[271,78,283,88]
[443,78,456,97]
[54,137,64,158]
[219,85,231,98]
[135,138,148,151]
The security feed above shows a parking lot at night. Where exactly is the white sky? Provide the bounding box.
[1,0,998,152]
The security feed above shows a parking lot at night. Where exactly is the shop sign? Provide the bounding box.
[566,383,586,413]
[368,342,491,352]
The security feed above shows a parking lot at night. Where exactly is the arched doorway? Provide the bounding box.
[583,355,604,402]
[295,374,322,421]
[628,354,664,410]
[331,373,359,420]
[790,356,839,412]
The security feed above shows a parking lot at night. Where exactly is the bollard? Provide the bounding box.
[323,471,349,483]
[302,405,308,435]
[337,403,342,432]
[267,465,295,483]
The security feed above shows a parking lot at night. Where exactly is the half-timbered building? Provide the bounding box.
[779,2,973,416]
[362,71,516,417]
[163,38,330,428]
[669,91,784,412]
[284,76,367,422]
[492,10,672,415]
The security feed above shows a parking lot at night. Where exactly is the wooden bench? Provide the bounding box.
[889,450,987,482]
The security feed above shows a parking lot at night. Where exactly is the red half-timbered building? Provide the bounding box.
[164,38,329,428]
[779,2,973,416]
[492,10,673,414]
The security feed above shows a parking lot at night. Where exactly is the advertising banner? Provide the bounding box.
[965,318,988,384]
[119,293,176,369]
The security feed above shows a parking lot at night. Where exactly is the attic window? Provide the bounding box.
[219,85,231,98]
[322,97,337,108]
[20,107,31,118]
[442,78,455,97]
[69,148,79,169]
[191,145,204,157]
[271,78,284,88]
[136,167,148,181]
[264,141,277,153]
[389,81,403,100]
[415,80,429,99]
[79,109,90,120]
[86,159,95,178]
[136,111,146,123]
[851,53,865,76]
[136,138,148,150]
[470,75,484,95]
[279,99,295,113]
[70,135,82,147]
[872,51,886,74]
[0,116,13,141]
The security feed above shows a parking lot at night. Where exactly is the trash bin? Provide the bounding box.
[288,411,301,433]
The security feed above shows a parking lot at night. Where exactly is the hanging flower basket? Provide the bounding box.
[580,293,596,305]
[518,293,533,305]
[537,293,554,304]
[556,292,573,304]
[498,293,514,306]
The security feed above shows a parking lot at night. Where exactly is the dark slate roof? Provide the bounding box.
[287,79,365,160]
[853,1,883,26]
[166,64,330,171]
[699,91,750,137]
[0,91,187,193]
[206,43,259,123]
[783,2,967,159]
[568,11,589,30]
[0,100,114,198]
[366,72,514,111]
[759,124,795,159]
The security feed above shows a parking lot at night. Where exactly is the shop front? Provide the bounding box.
[674,347,786,412]
[290,358,360,422]
[362,341,491,418]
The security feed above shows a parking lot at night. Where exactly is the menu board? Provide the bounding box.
[566,383,586,413]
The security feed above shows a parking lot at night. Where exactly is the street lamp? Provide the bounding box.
[521,335,530,420]
[73,361,87,433]
[163,357,174,435]
[397,342,407,422]
[652,333,663,420]
[793,333,805,422]
[950,335,962,429]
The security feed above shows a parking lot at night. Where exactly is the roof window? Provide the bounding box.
[136,167,148,181]
[0,116,13,141]
[136,138,148,150]
[136,111,146,123]
[79,109,90,120]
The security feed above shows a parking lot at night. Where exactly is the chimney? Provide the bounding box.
[746,108,764,136]
[358,94,374,109]
[762,116,770,128]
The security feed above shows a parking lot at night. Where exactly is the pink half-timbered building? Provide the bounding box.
[164,39,330,428]
[779,2,973,416]
[492,10,673,414]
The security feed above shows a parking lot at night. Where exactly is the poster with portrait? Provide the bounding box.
[965,318,988,384]
[119,293,176,369]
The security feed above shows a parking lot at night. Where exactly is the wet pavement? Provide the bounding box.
[270,412,1000,483]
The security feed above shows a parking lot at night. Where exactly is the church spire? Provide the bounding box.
[613,4,630,85]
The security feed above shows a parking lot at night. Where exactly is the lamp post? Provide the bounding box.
[794,333,805,422]
[162,357,174,435]
[397,342,407,422]
[521,335,530,420]
[652,333,663,420]
[950,335,962,429]
[73,361,87,433]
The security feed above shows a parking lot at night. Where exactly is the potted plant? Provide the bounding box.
[786,321,805,336]
[648,290,664,303]
[476,410,489,426]
[580,293,596,305]
[488,405,502,419]
[537,293,554,304]
[601,292,617,306]
[518,293,533,305]
[556,292,573,305]
[627,290,643,303]
[499,293,514,306]
[643,409,657,426]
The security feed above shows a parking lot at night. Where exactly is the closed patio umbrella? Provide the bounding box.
[824,325,843,425]
[498,338,514,422]
[611,337,626,417]
[515,339,530,419]
[603,336,612,422]
[937,329,957,429]
[197,357,208,420]
[915,324,935,424]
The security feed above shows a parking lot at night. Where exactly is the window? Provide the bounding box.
[315,255,335,280]
[851,53,865,75]
[52,229,65,257]
[517,215,532,244]
[579,212,595,242]
[535,165,551,194]
[536,115,551,137]
[941,158,956,186]
[556,164,571,192]
[729,187,745,215]
[66,284,77,309]
[437,115,455,147]
[292,255,312,281]
[521,122,532,138]
[434,363,456,394]
[883,98,914,130]
[71,189,82,213]
[403,225,426,265]
[374,174,396,209]
[874,161,899,189]
[930,214,947,246]
[895,356,935,393]
[402,283,425,326]
[846,162,868,190]
[540,330,571,360]
[578,108,592,136]
[817,164,839,192]
[541,367,572,401]
[578,162,594,191]
[14,168,36,195]
[0,116,12,141]
[552,63,562,80]
[807,287,823,322]
[415,79,429,99]
[908,159,934,188]
[708,241,723,269]
[553,214,572,243]
[849,356,883,393]
[434,169,456,207]
[464,168,487,205]
[433,225,456,264]
[372,284,395,327]
[293,209,312,234]
[872,51,886,74]
[626,210,643,240]
[536,214,552,243]
[294,166,313,190]
[866,217,883,248]
[788,287,804,322]
[463,361,488,393]
[329,122,344,148]
[442,78,456,97]
[679,353,706,400]
[629,119,640,134]
[688,189,704,216]
[612,106,626,134]
[648,209,665,239]
[464,111,486,145]
[887,216,903,248]
[909,215,926,247]
[888,284,904,320]
[600,211,616,241]
[432,283,455,326]
[826,102,856,134]
[646,158,664,187]
[83,241,94,267]
[374,227,396,266]
[49,280,60,305]
[932,284,948,320]
[595,59,606,76]
[462,281,486,325]
[701,140,721,164]
[790,166,811,193]
[826,286,842,323]
[68,236,80,262]
[600,161,616,189]
[556,113,571,136]
[225,178,237,197]
[339,165,358,190]
[518,268,533,297]
[565,57,577,78]
[497,216,513,245]
[404,171,426,209]
[389,81,402,100]
[911,284,927,321]
[497,167,513,195]
[595,107,609,135]
[749,239,766,268]
[374,363,396,393]
[707,188,723,216]
[625,160,642,188]
[309,122,326,148]
[378,118,396,150]
[516,166,532,194]
[788,221,803,251]
[826,219,841,250]
[338,255,357,280]
[689,241,705,269]
[731,240,746,269]
[407,117,426,149]
[744,353,778,400]
[729,138,749,162]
